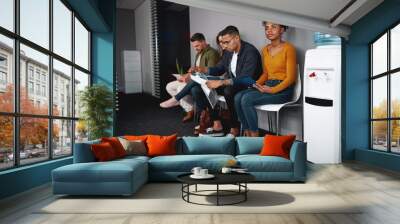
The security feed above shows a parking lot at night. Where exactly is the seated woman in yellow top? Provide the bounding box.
[234,21,297,137]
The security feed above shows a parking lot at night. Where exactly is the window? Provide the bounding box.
[371,23,400,154]
[20,0,49,49]
[0,34,13,113]
[372,34,387,77]
[53,59,71,117]
[19,117,49,165]
[75,18,90,70]
[28,81,34,94]
[36,84,40,95]
[74,69,89,118]
[0,0,14,32]
[35,70,41,81]
[0,34,14,111]
[42,85,46,97]
[21,45,49,115]
[53,120,72,158]
[0,1,91,170]
[53,0,72,60]
[0,54,7,87]
[391,24,400,70]
[0,55,6,67]
[0,54,7,88]
[28,67,34,80]
[0,116,13,170]
[0,71,6,85]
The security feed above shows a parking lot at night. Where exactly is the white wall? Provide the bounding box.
[135,0,154,95]
[189,7,265,63]
[189,6,316,139]
[189,6,314,69]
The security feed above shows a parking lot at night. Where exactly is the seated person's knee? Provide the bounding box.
[234,93,243,104]
[191,85,202,95]
[241,94,254,107]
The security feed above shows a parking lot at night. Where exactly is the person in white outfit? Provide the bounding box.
[165,76,193,121]
[161,33,220,122]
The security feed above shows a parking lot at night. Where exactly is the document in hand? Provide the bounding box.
[171,73,181,79]
[190,73,219,108]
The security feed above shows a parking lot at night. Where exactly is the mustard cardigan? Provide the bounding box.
[256,42,297,94]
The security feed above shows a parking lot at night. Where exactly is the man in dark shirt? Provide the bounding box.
[193,26,262,136]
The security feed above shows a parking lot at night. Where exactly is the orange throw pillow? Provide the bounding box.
[91,142,117,161]
[146,134,177,157]
[124,135,148,142]
[101,137,127,158]
[260,135,296,159]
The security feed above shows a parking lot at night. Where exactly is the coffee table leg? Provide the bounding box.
[245,183,247,201]
[217,184,219,206]
[187,184,190,202]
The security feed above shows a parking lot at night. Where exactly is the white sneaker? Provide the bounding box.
[160,98,180,108]
[198,128,225,137]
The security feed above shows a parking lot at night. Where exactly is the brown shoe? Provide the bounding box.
[182,110,194,123]
[194,125,200,135]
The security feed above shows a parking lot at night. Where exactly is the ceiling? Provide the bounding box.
[117,0,145,10]
[116,0,384,37]
[226,0,385,26]
[226,0,353,23]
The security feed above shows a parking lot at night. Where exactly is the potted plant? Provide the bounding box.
[79,84,113,140]
[176,58,185,76]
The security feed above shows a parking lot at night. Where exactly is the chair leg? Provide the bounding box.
[267,112,271,133]
[194,105,201,123]
[276,112,280,135]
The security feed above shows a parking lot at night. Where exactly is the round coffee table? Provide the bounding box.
[177,173,255,206]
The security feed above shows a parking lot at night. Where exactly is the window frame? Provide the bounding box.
[0,0,92,171]
[370,20,400,154]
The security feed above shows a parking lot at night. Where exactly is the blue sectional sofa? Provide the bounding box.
[52,136,307,196]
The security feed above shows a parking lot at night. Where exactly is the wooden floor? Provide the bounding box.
[1,162,400,224]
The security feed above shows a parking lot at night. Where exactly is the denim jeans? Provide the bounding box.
[234,80,293,131]
[175,80,198,101]
[175,80,220,121]
[191,83,246,128]
[175,75,224,101]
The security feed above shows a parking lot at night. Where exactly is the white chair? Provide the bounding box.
[255,68,302,135]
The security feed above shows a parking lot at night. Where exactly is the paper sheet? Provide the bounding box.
[190,73,219,108]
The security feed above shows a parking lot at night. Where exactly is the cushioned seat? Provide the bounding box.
[115,155,150,163]
[236,155,295,181]
[149,154,235,172]
[53,162,137,182]
[236,155,293,172]
[148,154,235,181]
[52,159,148,195]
